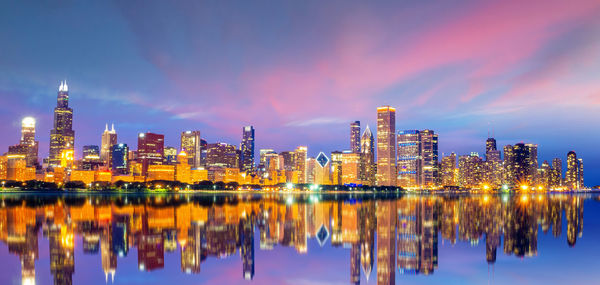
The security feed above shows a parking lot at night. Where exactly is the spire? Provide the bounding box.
[111,123,115,132]
[362,125,372,137]
[105,123,109,132]
[63,79,68,92]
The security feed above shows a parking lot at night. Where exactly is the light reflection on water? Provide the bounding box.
[0,192,597,285]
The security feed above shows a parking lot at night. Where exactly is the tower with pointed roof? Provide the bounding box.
[360,125,376,185]
[101,123,117,167]
[48,80,75,167]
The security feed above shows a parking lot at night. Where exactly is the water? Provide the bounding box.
[0,192,598,285]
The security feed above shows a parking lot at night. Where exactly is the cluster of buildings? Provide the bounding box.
[0,195,584,284]
[0,82,586,190]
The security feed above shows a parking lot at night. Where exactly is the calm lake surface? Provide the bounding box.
[0,192,598,285]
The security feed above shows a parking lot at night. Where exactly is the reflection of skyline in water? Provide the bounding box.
[0,194,589,285]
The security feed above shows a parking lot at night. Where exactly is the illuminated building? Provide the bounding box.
[458,153,482,188]
[101,226,117,283]
[306,158,316,184]
[314,152,331,185]
[147,165,175,181]
[0,155,7,179]
[49,81,75,168]
[7,117,39,167]
[350,242,360,284]
[82,145,101,170]
[191,169,209,183]
[330,151,343,185]
[60,149,75,169]
[342,151,361,185]
[350,121,361,153]
[112,214,130,258]
[295,146,308,183]
[440,153,456,186]
[70,170,95,184]
[240,126,255,172]
[376,106,396,186]
[503,143,534,186]
[419,130,439,187]
[181,223,203,274]
[206,143,238,168]
[525,143,538,184]
[164,146,178,165]
[6,154,35,181]
[111,143,129,175]
[94,170,112,182]
[397,130,420,188]
[484,137,502,186]
[137,132,164,177]
[376,200,396,284]
[578,158,584,189]
[176,151,191,183]
[180,130,201,168]
[101,124,117,167]
[566,151,577,189]
[360,126,376,186]
[48,226,75,285]
[279,151,295,171]
[551,158,563,187]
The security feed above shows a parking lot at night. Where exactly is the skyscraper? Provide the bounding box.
[503,143,533,186]
[525,143,538,184]
[239,126,255,172]
[49,81,75,167]
[101,124,117,167]
[181,131,201,168]
[566,151,578,189]
[350,121,361,153]
[440,153,457,186]
[82,145,101,170]
[376,106,396,186]
[111,143,129,175]
[551,158,563,187]
[360,125,376,185]
[8,117,39,167]
[137,132,165,177]
[397,130,421,188]
[484,137,502,186]
[295,146,308,183]
[419,130,439,187]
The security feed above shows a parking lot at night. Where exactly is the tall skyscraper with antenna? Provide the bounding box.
[48,81,74,167]
[101,123,117,167]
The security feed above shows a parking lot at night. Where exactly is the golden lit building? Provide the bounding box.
[70,170,95,184]
[60,149,75,169]
[0,155,7,179]
[342,151,361,185]
[176,151,191,183]
[376,106,396,186]
[191,169,209,183]
[147,165,175,181]
[94,171,112,183]
[295,146,307,183]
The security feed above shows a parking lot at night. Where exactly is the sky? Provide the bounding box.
[1,0,600,184]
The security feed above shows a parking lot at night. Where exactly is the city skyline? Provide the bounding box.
[1,0,600,186]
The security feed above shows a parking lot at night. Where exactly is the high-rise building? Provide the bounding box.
[49,81,75,167]
[205,143,238,168]
[376,106,396,186]
[551,158,563,187]
[341,151,361,185]
[566,151,579,189]
[100,124,117,168]
[279,151,296,171]
[330,151,343,185]
[137,132,165,177]
[397,130,421,188]
[360,126,376,186]
[82,145,101,170]
[111,143,129,175]
[164,146,178,164]
[419,130,439,187]
[503,143,534,186]
[525,143,538,184]
[181,131,201,168]
[240,126,255,172]
[578,158,584,189]
[458,153,483,188]
[295,146,308,183]
[440,153,457,186]
[484,138,502,186]
[350,121,361,153]
[8,117,39,168]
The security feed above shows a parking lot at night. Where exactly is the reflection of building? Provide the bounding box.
[240,217,255,280]
[48,225,75,285]
[376,200,396,284]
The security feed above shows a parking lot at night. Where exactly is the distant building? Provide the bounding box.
[350,121,361,153]
[397,130,421,188]
[82,145,101,170]
[101,124,117,167]
[376,106,396,186]
[419,130,439,187]
[360,125,376,186]
[206,143,238,168]
[458,153,483,188]
[440,153,457,186]
[484,138,502,186]
[240,126,255,172]
[295,146,308,183]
